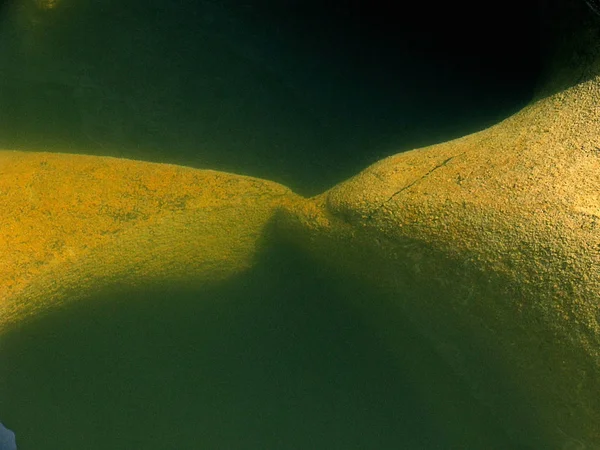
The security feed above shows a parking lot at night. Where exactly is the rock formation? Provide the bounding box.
[278,1,600,447]
[0,151,298,332]
[1,1,600,448]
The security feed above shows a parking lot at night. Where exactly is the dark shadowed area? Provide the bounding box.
[0,244,522,449]
[0,0,541,195]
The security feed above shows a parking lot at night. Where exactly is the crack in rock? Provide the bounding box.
[369,153,463,220]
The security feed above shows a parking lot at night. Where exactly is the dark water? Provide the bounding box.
[0,0,542,448]
[0,0,540,195]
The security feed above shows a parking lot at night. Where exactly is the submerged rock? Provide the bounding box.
[0,151,300,333]
[276,3,600,447]
[278,49,600,450]
[1,2,599,448]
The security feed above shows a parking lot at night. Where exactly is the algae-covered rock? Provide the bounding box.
[0,151,298,333]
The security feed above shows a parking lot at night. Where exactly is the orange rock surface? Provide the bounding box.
[0,151,297,332]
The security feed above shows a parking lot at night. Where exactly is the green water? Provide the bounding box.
[0,0,542,448]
